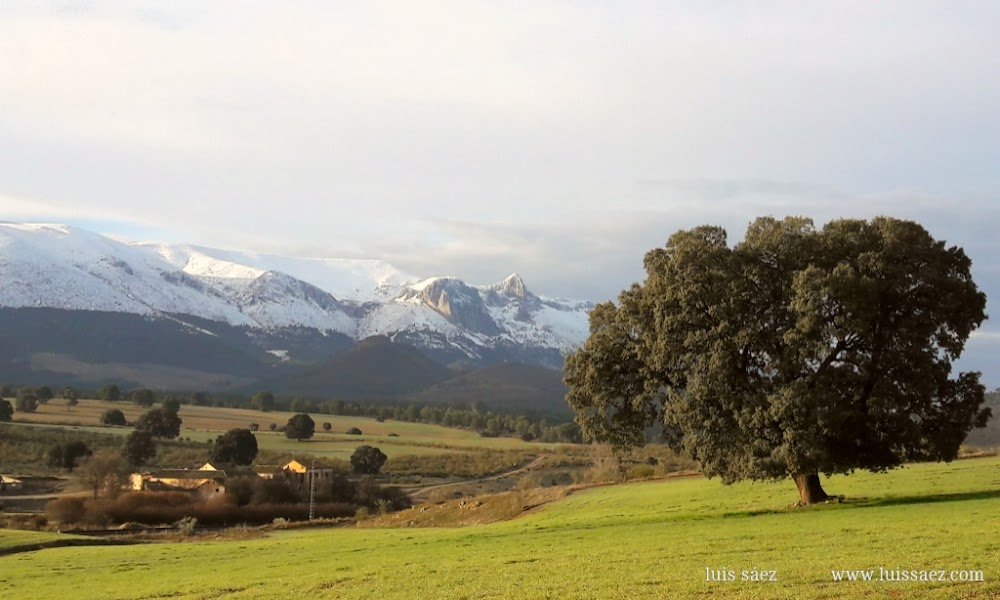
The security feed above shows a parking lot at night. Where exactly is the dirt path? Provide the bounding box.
[406,455,547,502]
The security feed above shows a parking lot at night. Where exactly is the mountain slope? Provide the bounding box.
[257,336,455,400]
[0,222,592,386]
[412,362,572,417]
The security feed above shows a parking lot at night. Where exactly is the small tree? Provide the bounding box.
[34,385,54,403]
[252,391,275,412]
[211,428,259,466]
[77,449,124,498]
[249,422,260,432]
[130,388,155,407]
[15,392,37,413]
[0,399,12,422]
[268,422,277,432]
[322,422,332,432]
[161,398,181,414]
[62,386,80,411]
[122,430,156,468]
[346,427,362,435]
[47,441,93,471]
[98,383,122,402]
[285,413,315,441]
[100,408,127,426]
[135,407,182,439]
[350,445,388,475]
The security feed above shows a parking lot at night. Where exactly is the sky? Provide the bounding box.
[1,1,998,379]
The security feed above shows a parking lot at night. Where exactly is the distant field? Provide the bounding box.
[2,457,998,599]
[7,399,549,460]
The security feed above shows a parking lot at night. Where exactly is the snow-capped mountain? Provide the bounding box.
[0,222,592,374]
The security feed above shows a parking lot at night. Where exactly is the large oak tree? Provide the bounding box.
[566,216,989,504]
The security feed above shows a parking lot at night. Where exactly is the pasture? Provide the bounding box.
[1,456,997,599]
[7,399,543,461]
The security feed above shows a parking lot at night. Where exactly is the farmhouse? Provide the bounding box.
[252,460,337,488]
[129,460,333,498]
[0,475,23,492]
[129,467,227,499]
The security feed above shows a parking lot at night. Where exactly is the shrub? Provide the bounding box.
[176,516,198,535]
[45,497,87,524]
[626,465,656,480]
[346,427,362,435]
[100,409,127,426]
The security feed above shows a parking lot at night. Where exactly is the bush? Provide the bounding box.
[84,493,356,526]
[626,465,656,480]
[45,497,87,524]
[100,409,127,426]
[176,516,198,535]
[346,427,362,435]
[15,393,38,413]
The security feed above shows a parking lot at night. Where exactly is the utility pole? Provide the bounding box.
[309,459,316,521]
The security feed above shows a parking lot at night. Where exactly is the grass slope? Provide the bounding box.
[2,457,998,599]
[6,399,542,461]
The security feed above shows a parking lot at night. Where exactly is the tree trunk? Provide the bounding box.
[792,473,830,505]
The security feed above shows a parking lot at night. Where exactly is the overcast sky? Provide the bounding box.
[2,1,998,377]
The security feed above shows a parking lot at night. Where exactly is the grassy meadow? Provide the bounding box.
[6,398,544,462]
[2,456,997,599]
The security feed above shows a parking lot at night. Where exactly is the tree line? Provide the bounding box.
[0,384,583,443]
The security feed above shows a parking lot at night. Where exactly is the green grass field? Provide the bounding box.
[2,456,997,599]
[8,399,544,460]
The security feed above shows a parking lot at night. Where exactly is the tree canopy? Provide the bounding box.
[0,399,12,421]
[122,430,157,468]
[211,428,259,466]
[285,413,315,441]
[350,445,388,475]
[99,383,122,402]
[100,408,127,427]
[565,216,990,504]
[134,407,182,439]
[130,388,156,407]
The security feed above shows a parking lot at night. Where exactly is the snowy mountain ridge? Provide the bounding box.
[0,222,592,368]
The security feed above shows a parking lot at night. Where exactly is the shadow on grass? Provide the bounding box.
[843,489,1000,509]
[720,489,1000,519]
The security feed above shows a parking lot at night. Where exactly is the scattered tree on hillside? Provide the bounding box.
[285,413,315,441]
[565,217,990,505]
[100,408,127,426]
[252,391,275,412]
[0,399,12,421]
[322,422,332,432]
[61,387,79,411]
[249,422,260,432]
[99,383,122,402]
[211,428,259,466]
[34,386,54,403]
[346,427,362,435]
[47,441,93,471]
[268,422,277,432]
[135,407,182,439]
[15,392,37,413]
[130,388,156,407]
[161,398,181,414]
[77,450,125,499]
[122,430,157,467]
[350,445,388,475]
